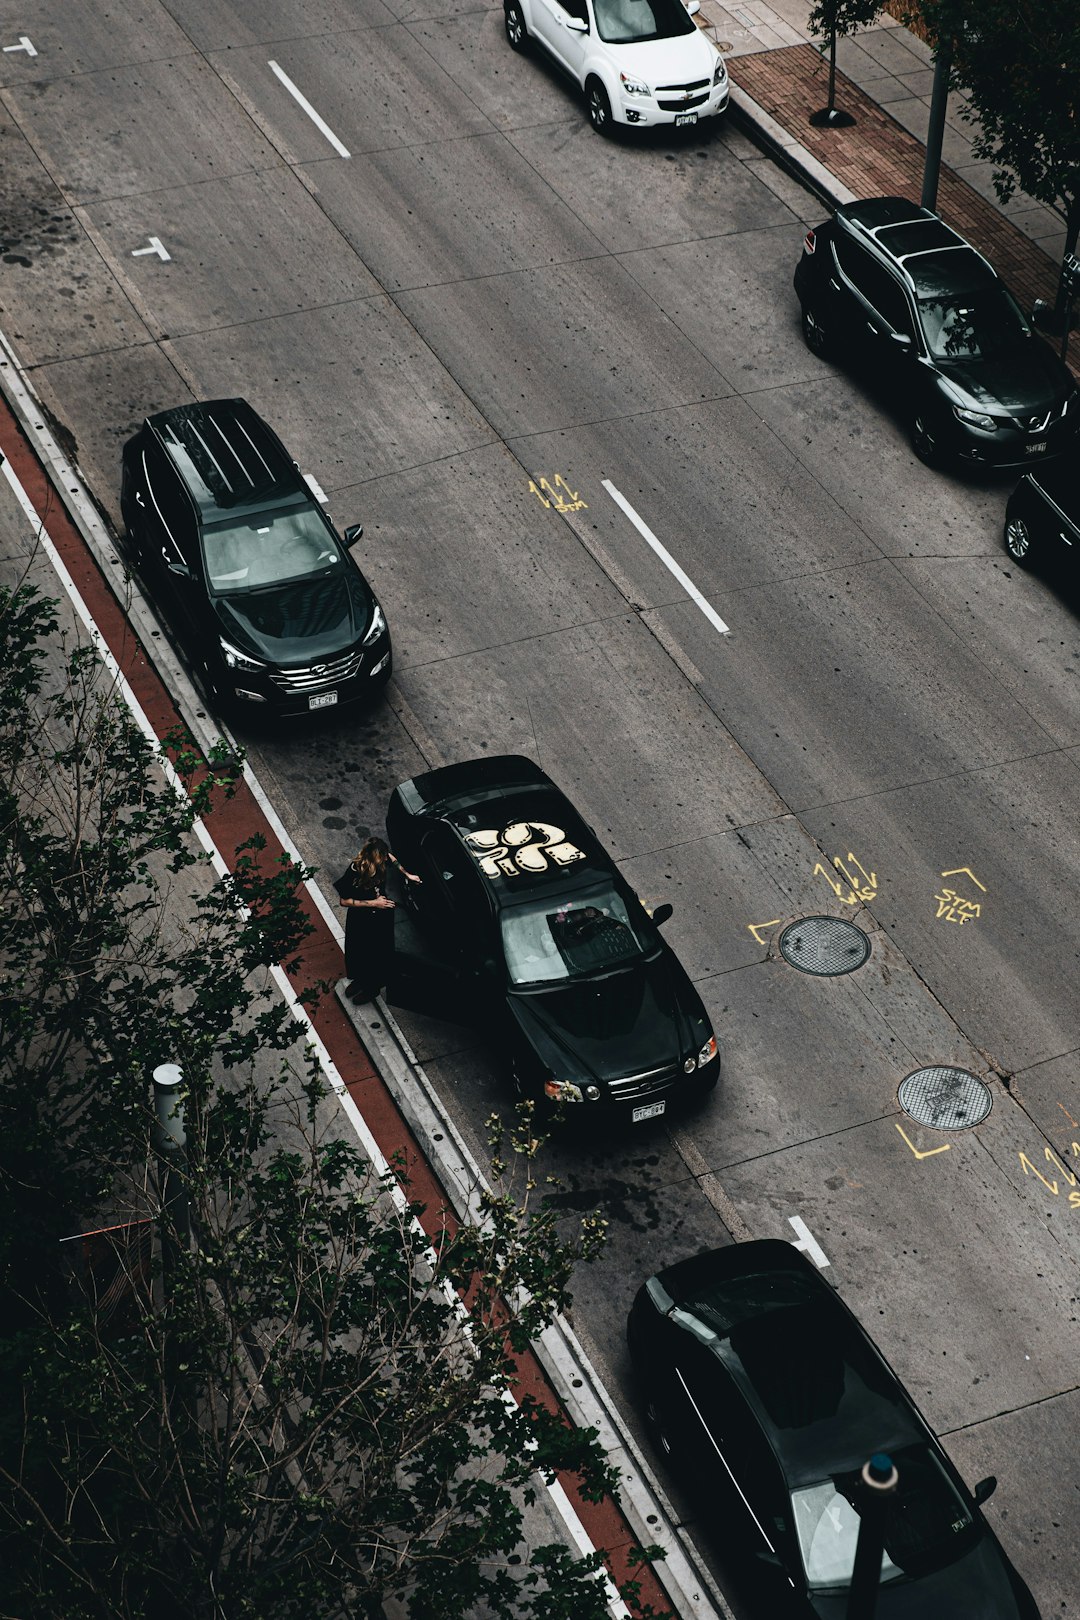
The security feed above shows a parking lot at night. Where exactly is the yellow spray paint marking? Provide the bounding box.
[1058,1100,1078,1129]
[529,475,587,514]
[814,852,877,906]
[895,1123,952,1160]
[1017,1145,1080,1209]
[934,867,987,926]
[747,919,781,945]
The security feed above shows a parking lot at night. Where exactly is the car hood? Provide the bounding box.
[506,952,702,1086]
[609,31,718,83]
[937,341,1071,414]
[808,1532,1033,1620]
[213,571,369,662]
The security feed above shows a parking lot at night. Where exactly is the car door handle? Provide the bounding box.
[135,491,146,507]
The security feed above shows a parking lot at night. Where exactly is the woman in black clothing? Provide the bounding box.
[334,837,420,1004]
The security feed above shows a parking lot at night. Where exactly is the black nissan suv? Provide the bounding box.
[385,754,720,1124]
[120,399,391,717]
[794,196,1078,469]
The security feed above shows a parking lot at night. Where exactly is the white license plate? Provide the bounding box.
[309,690,338,710]
[1026,440,1047,455]
[632,1100,667,1123]
[675,112,697,127]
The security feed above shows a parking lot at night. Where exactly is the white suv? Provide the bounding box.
[504,0,729,134]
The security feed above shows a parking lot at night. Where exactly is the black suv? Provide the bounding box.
[120,399,391,717]
[794,196,1078,469]
[628,1242,1041,1620]
[385,754,720,1123]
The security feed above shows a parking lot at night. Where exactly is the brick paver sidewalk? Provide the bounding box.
[730,43,1073,366]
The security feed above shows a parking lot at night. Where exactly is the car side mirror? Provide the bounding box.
[166,560,191,579]
[650,902,673,927]
[343,524,364,546]
[973,1476,997,1506]
[565,15,588,31]
[1031,298,1053,333]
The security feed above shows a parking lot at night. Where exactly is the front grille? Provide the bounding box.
[1012,405,1057,433]
[656,78,709,93]
[608,1063,681,1103]
[269,648,365,693]
[658,92,708,111]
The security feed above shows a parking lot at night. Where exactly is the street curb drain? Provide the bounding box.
[898,1066,993,1131]
[778,915,871,976]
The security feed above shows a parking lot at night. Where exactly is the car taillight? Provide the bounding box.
[803,229,816,255]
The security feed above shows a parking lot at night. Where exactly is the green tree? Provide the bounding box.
[911,0,1080,314]
[0,584,655,1620]
[808,0,885,126]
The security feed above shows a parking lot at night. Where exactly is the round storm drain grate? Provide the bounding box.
[898,1066,992,1131]
[778,915,870,976]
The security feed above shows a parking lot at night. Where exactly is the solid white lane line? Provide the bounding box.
[602,479,730,637]
[268,61,351,158]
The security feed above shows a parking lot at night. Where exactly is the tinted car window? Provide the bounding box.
[792,1443,976,1590]
[202,502,342,594]
[918,283,1029,359]
[834,238,911,332]
[684,1269,820,1336]
[593,0,695,43]
[144,445,194,567]
[501,885,649,985]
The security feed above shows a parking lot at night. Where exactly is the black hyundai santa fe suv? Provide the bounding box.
[120,398,391,717]
[794,195,1078,469]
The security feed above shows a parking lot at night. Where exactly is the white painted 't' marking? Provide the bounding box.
[602,479,731,636]
[131,236,171,262]
[788,1216,831,1269]
[268,61,351,158]
[3,35,37,56]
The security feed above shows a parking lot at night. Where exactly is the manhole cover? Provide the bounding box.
[778,915,870,976]
[898,1066,992,1131]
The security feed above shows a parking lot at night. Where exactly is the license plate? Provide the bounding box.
[675,112,697,127]
[632,1100,666,1123]
[1026,440,1047,455]
[309,690,338,710]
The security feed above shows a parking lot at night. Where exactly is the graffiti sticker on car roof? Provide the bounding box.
[463,821,586,880]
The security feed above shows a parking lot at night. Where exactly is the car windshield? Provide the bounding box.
[917,284,1029,360]
[201,504,343,595]
[792,1445,976,1591]
[592,0,696,44]
[501,888,651,985]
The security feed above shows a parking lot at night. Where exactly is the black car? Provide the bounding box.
[793,195,1077,469]
[120,398,391,717]
[385,754,719,1122]
[627,1241,1040,1619]
[1004,459,1078,571]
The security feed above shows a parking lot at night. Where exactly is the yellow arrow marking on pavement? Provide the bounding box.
[747,919,781,945]
[941,867,987,891]
[895,1123,952,1160]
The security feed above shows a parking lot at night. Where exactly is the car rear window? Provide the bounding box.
[683,1269,820,1336]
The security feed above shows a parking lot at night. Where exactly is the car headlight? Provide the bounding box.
[954,406,998,432]
[545,1078,584,1104]
[219,637,265,673]
[712,57,727,87]
[362,602,387,646]
[619,72,651,96]
[696,1035,718,1068]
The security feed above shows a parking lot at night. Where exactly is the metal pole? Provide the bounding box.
[921,38,952,213]
[846,1452,899,1620]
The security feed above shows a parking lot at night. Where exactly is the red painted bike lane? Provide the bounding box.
[0,397,671,1614]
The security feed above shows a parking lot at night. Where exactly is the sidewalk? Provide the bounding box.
[699,0,1072,362]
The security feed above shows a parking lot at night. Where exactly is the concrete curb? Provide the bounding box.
[727,81,855,210]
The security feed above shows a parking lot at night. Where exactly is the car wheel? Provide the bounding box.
[587,77,613,135]
[801,304,831,359]
[504,0,528,51]
[1004,513,1037,568]
[911,412,941,466]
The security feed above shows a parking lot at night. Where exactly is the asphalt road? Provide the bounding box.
[2,1,1078,1613]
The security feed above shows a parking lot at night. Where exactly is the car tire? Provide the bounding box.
[1004,511,1037,568]
[911,412,942,466]
[586,77,613,135]
[504,0,528,51]
[801,303,832,360]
